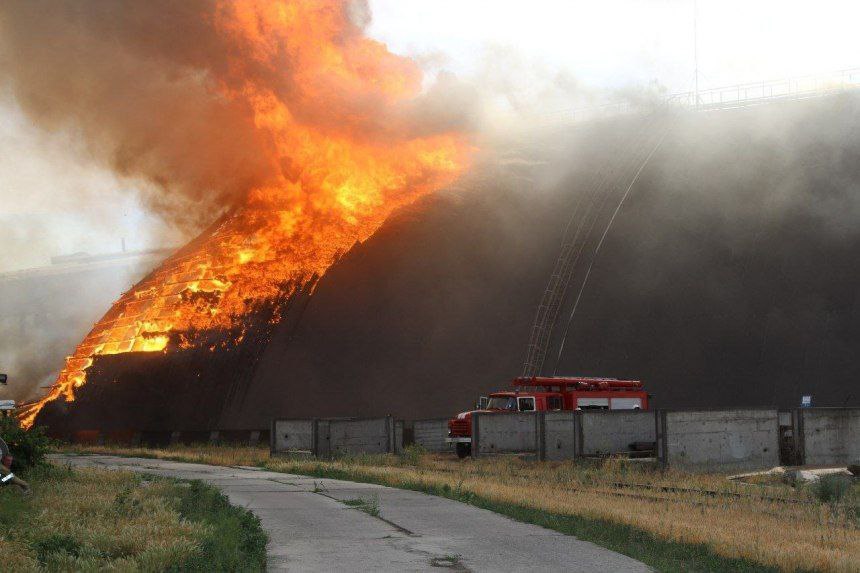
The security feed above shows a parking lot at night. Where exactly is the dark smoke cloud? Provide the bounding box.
[0,0,470,232]
[0,1,277,230]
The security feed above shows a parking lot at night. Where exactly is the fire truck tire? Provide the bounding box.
[455,442,471,459]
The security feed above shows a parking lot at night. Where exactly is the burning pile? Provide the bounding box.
[17,0,469,427]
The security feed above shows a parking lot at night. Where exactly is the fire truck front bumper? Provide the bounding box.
[445,436,472,444]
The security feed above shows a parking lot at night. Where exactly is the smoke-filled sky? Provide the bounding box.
[0,0,856,272]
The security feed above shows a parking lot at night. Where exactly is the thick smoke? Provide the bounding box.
[0,259,158,402]
[58,93,860,432]
[0,1,260,229]
[0,0,470,231]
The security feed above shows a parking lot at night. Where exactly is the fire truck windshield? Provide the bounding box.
[486,396,517,411]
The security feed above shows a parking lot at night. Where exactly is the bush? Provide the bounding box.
[399,443,426,466]
[811,474,853,505]
[0,416,53,470]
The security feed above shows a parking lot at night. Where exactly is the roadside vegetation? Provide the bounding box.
[0,416,52,469]
[63,443,859,572]
[0,462,266,571]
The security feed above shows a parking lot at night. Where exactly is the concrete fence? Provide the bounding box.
[270,419,316,455]
[579,411,656,456]
[271,416,398,457]
[329,417,397,456]
[657,409,780,472]
[71,407,854,473]
[472,411,657,461]
[794,408,860,466]
[543,411,577,461]
[412,418,452,452]
[67,428,268,447]
[472,412,541,457]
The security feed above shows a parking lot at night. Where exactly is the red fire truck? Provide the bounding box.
[446,376,649,458]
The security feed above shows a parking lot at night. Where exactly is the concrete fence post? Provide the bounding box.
[789,409,800,466]
[471,413,481,459]
[794,408,806,466]
[311,418,321,457]
[269,419,276,454]
[386,415,394,454]
[656,410,668,466]
[393,419,404,454]
[536,412,546,461]
[575,412,584,458]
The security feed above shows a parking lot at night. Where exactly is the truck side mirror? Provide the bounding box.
[477,396,488,410]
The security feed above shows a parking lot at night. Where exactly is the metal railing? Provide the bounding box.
[539,68,860,126]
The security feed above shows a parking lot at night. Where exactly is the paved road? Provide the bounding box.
[53,454,650,572]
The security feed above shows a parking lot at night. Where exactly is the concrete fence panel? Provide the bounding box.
[580,411,656,456]
[798,408,860,466]
[271,419,316,454]
[473,413,539,457]
[659,409,779,472]
[329,416,396,456]
[413,418,452,452]
[543,411,577,461]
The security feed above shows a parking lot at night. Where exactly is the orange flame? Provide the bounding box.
[19,0,470,428]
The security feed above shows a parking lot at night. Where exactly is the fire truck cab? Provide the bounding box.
[447,376,649,458]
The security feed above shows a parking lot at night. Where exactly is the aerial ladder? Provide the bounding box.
[522,113,672,377]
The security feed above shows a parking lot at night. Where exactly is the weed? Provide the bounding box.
[811,474,853,505]
[342,494,380,517]
[312,480,328,493]
[430,553,463,568]
[399,443,426,466]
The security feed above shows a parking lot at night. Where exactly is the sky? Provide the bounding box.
[369,0,859,97]
[0,0,857,272]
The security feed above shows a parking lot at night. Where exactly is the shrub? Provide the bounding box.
[0,416,53,470]
[811,474,853,505]
[399,443,426,466]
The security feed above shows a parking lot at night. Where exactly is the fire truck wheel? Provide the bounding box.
[455,443,471,459]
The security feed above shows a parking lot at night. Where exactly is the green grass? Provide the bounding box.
[342,494,380,517]
[0,464,267,571]
[286,462,786,573]
[171,480,268,572]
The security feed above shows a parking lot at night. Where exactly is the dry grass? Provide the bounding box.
[0,465,205,570]
[66,443,272,468]
[60,444,860,572]
[0,462,267,571]
[270,454,858,573]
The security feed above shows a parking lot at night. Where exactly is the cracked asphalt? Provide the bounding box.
[52,454,650,572]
